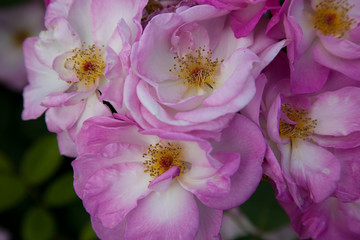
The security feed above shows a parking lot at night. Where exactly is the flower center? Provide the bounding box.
[143,142,186,179]
[170,46,223,89]
[313,0,355,38]
[279,104,317,141]
[66,44,105,88]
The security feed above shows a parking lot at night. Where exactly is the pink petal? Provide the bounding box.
[82,162,151,228]
[290,44,330,94]
[56,130,78,157]
[45,100,85,133]
[241,74,267,125]
[230,2,266,38]
[91,0,146,45]
[318,34,360,60]
[90,215,126,240]
[148,166,180,193]
[313,43,360,81]
[309,87,360,136]
[67,0,93,42]
[334,147,360,201]
[180,151,240,206]
[131,14,184,83]
[125,182,199,239]
[44,0,72,27]
[36,17,81,66]
[22,38,70,120]
[204,114,265,209]
[73,142,148,197]
[312,132,360,149]
[76,117,156,155]
[195,199,222,240]
[285,140,341,203]
[266,94,284,144]
[203,48,259,107]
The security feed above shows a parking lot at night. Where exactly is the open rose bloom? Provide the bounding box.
[257,50,360,239]
[22,0,147,156]
[125,4,286,133]
[19,0,360,239]
[72,114,265,239]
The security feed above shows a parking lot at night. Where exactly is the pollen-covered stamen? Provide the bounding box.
[66,44,105,88]
[279,104,318,141]
[313,0,355,38]
[169,46,223,89]
[143,142,186,179]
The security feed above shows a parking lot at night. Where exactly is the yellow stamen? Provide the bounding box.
[169,46,223,89]
[279,104,317,141]
[66,44,105,89]
[143,142,186,179]
[313,0,355,38]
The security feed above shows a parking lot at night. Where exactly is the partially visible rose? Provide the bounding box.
[283,0,360,93]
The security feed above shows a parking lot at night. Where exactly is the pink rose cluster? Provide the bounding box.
[21,0,360,239]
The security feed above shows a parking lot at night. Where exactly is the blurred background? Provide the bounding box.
[0,0,300,239]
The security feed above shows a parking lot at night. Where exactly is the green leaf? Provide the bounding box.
[240,181,290,231]
[44,171,77,207]
[0,174,26,211]
[0,151,13,173]
[80,221,98,240]
[21,135,62,186]
[22,207,56,240]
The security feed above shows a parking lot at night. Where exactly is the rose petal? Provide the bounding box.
[309,87,360,136]
[125,182,199,239]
